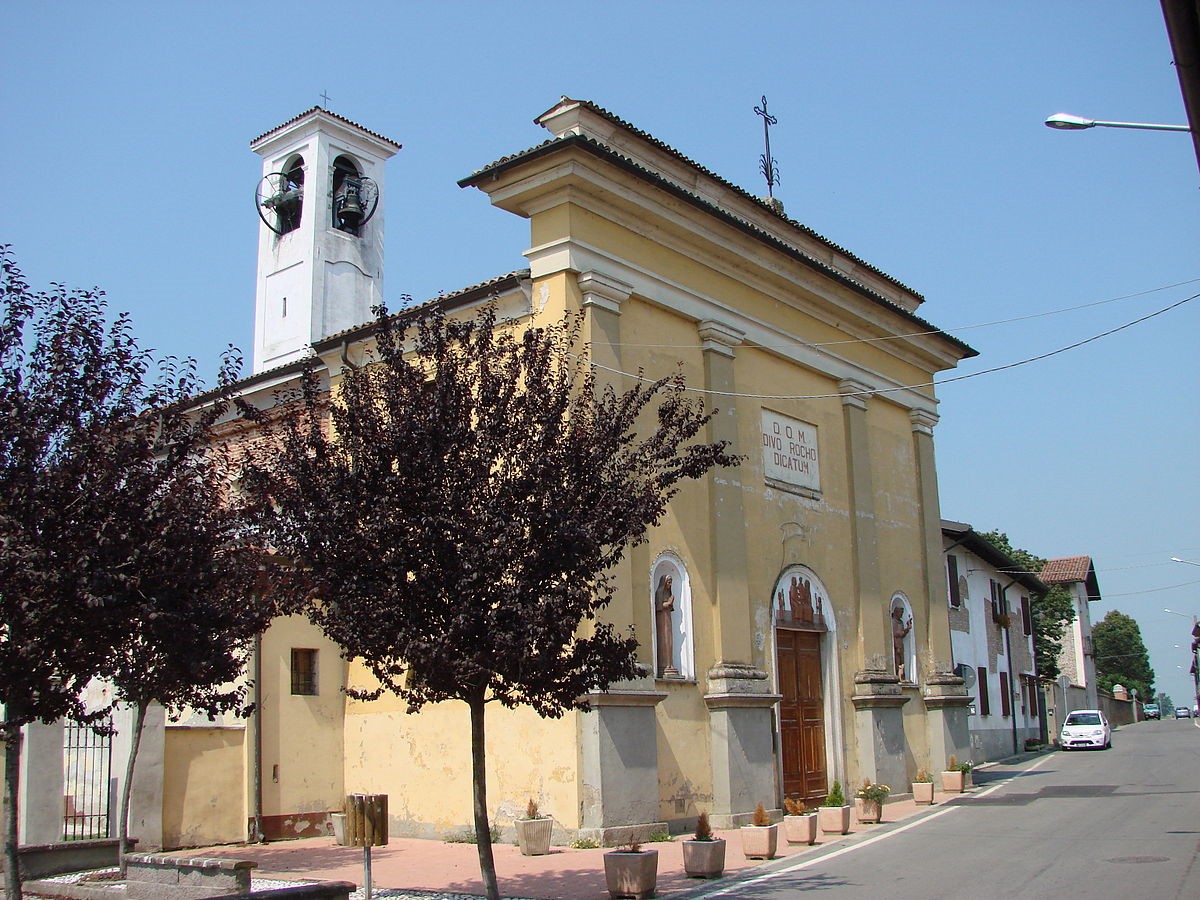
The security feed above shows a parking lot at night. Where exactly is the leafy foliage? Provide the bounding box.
[0,247,265,895]
[1092,610,1155,703]
[978,531,1075,679]
[241,302,737,900]
[822,780,846,807]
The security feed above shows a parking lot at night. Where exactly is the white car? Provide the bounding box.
[1060,709,1111,750]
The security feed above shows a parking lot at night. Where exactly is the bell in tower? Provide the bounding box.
[249,108,401,374]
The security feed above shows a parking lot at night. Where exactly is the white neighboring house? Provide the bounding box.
[942,520,1046,762]
[1039,555,1102,726]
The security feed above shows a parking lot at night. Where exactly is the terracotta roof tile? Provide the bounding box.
[1040,556,1094,584]
[250,107,402,150]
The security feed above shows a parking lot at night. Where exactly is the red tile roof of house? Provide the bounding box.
[1040,556,1093,584]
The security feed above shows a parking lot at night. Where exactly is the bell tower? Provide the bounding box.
[250,108,401,374]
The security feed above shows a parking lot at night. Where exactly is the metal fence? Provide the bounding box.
[62,719,112,840]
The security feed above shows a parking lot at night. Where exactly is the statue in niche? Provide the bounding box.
[654,573,680,678]
[892,606,913,680]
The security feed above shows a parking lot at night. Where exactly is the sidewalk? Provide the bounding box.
[174,778,1006,900]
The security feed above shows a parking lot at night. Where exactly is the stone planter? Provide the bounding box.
[740,823,778,859]
[941,770,966,793]
[855,799,882,824]
[681,838,726,878]
[782,813,818,845]
[604,848,658,900]
[515,817,553,856]
[330,812,347,845]
[912,781,935,805]
[818,805,851,835]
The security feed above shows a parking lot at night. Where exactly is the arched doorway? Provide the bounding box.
[773,567,833,804]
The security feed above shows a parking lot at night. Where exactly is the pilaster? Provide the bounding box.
[20,720,64,844]
[909,408,972,770]
[839,379,890,679]
[577,271,636,634]
[577,671,668,845]
[704,665,782,827]
[700,320,751,665]
[111,702,166,850]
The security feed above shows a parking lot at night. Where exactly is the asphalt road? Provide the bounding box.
[686,718,1200,899]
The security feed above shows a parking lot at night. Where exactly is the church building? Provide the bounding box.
[160,99,978,848]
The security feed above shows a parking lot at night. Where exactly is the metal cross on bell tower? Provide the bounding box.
[754,94,781,199]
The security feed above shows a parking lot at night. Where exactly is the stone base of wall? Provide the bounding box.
[971,726,1039,763]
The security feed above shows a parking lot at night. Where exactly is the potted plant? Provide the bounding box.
[782,797,817,845]
[911,768,935,805]
[603,838,658,900]
[854,779,891,824]
[817,781,851,835]
[941,755,970,793]
[681,811,725,879]
[515,798,554,856]
[740,802,778,859]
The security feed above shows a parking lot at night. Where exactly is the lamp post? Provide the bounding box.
[1044,112,1192,133]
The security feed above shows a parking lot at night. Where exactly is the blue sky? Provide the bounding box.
[5,2,1198,708]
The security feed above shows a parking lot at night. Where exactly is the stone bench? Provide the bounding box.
[125,853,256,900]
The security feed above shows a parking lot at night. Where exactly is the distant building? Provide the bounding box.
[942,521,1045,761]
[1040,555,1102,722]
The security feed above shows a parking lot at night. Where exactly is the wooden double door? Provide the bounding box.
[776,628,828,803]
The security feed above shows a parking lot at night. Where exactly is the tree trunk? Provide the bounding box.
[468,695,499,900]
[3,715,23,900]
[117,701,147,878]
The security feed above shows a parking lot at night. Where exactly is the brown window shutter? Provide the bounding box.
[1000,671,1011,717]
[947,555,961,607]
[1021,596,1032,635]
[978,666,990,715]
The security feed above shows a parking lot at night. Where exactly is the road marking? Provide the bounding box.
[692,755,1056,899]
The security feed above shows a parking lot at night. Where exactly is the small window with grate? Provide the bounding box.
[291,648,318,696]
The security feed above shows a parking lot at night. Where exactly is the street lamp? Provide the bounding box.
[1045,112,1192,133]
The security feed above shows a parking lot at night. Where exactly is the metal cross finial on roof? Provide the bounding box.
[754,94,780,198]
[320,90,332,109]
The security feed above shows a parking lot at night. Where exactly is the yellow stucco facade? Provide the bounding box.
[163,99,976,846]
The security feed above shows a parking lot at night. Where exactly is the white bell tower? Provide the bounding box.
[250,108,401,374]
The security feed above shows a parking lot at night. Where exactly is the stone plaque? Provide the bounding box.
[761,409,820,493]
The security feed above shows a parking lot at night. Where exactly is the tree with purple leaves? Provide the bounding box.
[240,302,738,900]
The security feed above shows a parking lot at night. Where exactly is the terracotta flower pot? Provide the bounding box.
[782,813,818,845]
[682,837,726,878]
[941,770,966,793]
[912,781,935,805]
[740,823,779,859]
[818,805,851,835]
[515,817,553,856]
[604,848,658,900]
[855,798,882,824]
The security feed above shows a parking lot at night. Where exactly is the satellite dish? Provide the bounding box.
[256,172,303,235]
[954,663,976,687]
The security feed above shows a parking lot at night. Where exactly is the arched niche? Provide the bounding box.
[650,553,694,680]
[890,592,916,682]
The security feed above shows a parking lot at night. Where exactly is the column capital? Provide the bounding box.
[697,320,745,357]
[910,409,939,435]
[839,378,872,410]
[577,271,633,315]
